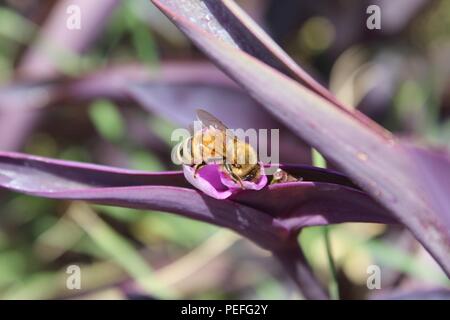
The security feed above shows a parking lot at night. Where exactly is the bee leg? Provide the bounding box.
[224,163,245,189]
[193,163,206,178]
[233,174,245,189]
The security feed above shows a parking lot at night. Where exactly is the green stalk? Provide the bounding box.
[312,148,340,300]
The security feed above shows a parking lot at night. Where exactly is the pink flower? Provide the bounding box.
[182,163,268,199]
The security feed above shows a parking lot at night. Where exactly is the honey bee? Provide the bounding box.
[176,109,262,188]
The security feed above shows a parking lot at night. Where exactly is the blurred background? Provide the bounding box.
[0,0,449,299]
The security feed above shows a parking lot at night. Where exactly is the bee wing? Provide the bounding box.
[196,109,229,132]
[188,123,195,135]
[195,109,237,160]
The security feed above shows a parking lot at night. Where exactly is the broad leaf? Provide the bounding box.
[150,0,450,275]
[0,151,391,249]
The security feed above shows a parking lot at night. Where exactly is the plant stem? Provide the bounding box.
[273,244,329,300]
[323,226,340,300]
[312,148,340,299]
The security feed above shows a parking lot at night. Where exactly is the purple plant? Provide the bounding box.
[149,0,450,275]
[0,0,449,299]
[0,151,392,299]
[182,163,268,199]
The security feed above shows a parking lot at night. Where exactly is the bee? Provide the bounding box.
[176,109,262,188]
[270,168,301,184]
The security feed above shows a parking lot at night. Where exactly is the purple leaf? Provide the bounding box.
[0,151,393,299]
[0,0,119,150]
[372,288,450,300]
[403,143,450,232]
[126,63,274,130]
[0,62,313,164]
[150,0,450,275]
[18,0,119,79]
[149,0,385,135]
[0,151,391,248]
[148,0,334,105]
[0,81,57,111]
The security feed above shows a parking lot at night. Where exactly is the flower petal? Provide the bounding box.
[182,164,232,199]
[183,163,268,199]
